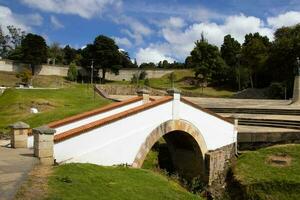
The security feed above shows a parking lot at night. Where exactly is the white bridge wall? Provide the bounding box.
[53,98,235,166]
[54,100,143,135]
[54,102,173,165]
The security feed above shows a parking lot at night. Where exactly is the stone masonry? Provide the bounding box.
[9,122,30,148]
[293,76,300,104]
[33,126,56,165]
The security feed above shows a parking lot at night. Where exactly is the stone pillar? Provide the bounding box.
[292,76,300,104]
[9,122,30,148]
[167,88,181,120]
[137,88,150,104]
[33,126,56,165]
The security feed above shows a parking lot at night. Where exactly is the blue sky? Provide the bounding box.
[1,0,300,64]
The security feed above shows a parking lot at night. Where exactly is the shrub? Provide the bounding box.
[16,69,32,85]
[139,70,147,80]
[67,62,78,81]
[269,82,285,99]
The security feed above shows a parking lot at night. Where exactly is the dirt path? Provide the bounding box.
[0,142,38,200]
[14,165,52,200]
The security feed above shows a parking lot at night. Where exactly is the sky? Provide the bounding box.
[1,0,300,64]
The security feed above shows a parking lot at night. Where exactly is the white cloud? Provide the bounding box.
[161,17,186,29]
[267,11,300,29]
[114,16,153,45]
[50,16,64,29]
[0,5,43,33]
[136,14,275,63]
[136,46,175,64]
[21,0,122,19]
[114,36,132,48]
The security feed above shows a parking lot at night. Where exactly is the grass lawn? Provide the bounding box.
[0,71,72,88]
[0,84,111,135]
[47,163,203,200]
[233,144,300,200]
[146,70,235,97]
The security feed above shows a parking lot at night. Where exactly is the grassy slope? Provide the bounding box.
[47,163,203,200]
[148,70,235,97]
[234,144,300,200]
[0,85,111,134]
[0,71,72,88]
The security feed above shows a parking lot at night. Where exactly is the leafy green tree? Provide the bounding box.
[67,62,78,81]
[94,35,122,83]
[241,33,271,88]
[48,42,64,65]
[186,34,227,86]
[268,24,300,96]
[16,69,32,85]
[21,33,47,75]
[63,45,77,65]
[0,25,25,58]
[221,34,242,89]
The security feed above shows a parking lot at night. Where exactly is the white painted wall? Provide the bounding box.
[54,100,143,135]
[179,102,236,150]
[54,102,173,165]
[53,96,235,166]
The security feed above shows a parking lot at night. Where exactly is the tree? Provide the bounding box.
[241,33,271,88]
[16,69,32,85]
[268,24,300,97]
[221,35,242,89]
[63,45,77,65]
[0,25,25,58]
[48,42,64,65]
[67,62,78,81]
[82,35,123,83]
[21,33,47,75]
[186,34,227,86]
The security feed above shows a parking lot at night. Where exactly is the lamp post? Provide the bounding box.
[297,57,300,76]
[91,60,94,85]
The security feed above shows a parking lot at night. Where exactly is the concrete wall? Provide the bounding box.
[0,59,187,80]
[101,69,188,81]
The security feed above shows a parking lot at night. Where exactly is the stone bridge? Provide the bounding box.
[12,89,237,185]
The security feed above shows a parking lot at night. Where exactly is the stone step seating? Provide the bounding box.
[238,118,300,130]
[208,107,300,115]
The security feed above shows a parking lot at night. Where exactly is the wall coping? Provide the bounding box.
[180,97,234,124]
[9,121,30,129]
[33,126,56,135]
[54,96,173,143]
[48,96,143,128]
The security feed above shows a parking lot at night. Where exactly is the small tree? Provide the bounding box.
[167,72,177,88]
[16,69,32,85]
[21,33,47,75]
[67,62,78,81]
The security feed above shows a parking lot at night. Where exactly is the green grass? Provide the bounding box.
[147,70,235,97]
[47,163,203,200]
[0,71,72,88]
[0,84,111,134]
[234,144,300,200]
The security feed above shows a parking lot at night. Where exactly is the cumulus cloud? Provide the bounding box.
[114,16,152,45]
[136,14,275,62]
[136,46,175,64]
[114,36,132,48]
[21,0,122,19]
[267,11,300,29]
[0,5,42,33]
[50,16,64,29]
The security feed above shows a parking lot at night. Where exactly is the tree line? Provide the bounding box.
[1,24,300,96]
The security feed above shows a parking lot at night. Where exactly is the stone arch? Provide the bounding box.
[132,119,208,169]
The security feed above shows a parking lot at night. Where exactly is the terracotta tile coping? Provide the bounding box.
[47,96,143,128]
[180,97,234,124]
[54,96,173,143]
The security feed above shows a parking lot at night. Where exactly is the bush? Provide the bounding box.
[130,73,138,84]
[139,70,147,80]
[16,69,32,85]
[144,78,150,86]
[269,82,285,99]
[67,62,78,81]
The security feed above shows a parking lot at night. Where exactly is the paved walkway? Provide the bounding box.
[0,141,37,200]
